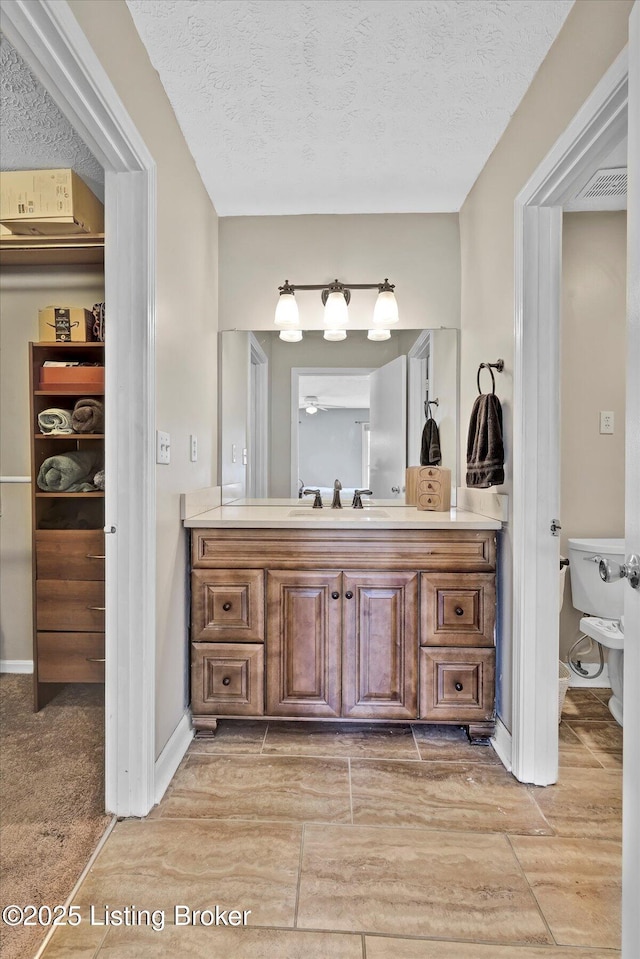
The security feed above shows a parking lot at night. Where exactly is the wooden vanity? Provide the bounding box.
[189,522,498,742]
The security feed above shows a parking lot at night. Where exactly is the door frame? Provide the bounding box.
[248,334,268,498]
[512,46,628,788]
[2,0,157,816]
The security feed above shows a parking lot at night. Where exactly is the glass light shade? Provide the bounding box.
[367,328,391,341]
[279,328,303,342]
[274,292,300,327]
[323,290,349,329]
[372,290,399,326]
[323,329,347,341]
[305,405,318,415]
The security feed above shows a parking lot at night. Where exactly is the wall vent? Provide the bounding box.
[576,167,627,201]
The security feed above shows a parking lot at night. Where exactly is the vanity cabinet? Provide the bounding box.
[190,528,497,740]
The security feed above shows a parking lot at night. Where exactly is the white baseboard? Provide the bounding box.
[568,663,611,688]
[154,709,194,805]
[491,716,512,771]
[0,659,34,674]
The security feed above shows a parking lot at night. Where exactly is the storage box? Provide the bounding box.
[39,366,104,392]
[39,307,95,343]
[405,466,452,511]
[0,169,104,236]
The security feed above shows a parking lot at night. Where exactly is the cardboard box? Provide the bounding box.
[405,466,452,511]
[39,307,95,343]
[0,169,104,236]
[39,366,104,392]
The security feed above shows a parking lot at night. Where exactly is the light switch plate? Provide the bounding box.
[156,429,171,464]
[599,411,614,435]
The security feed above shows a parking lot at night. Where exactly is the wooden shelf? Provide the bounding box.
[35,492,105,498]
[34,434,104,440]
[0,233,104,267]
[33,342,103,348]
[34,390,105,396]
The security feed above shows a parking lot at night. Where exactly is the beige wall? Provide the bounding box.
[219,214,460,331]
[560,212,626,660]
[459,0,632,729]
[68,0,219,757]
[0,269,105,663]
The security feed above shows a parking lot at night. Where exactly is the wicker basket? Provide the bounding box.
[558,661,571,723]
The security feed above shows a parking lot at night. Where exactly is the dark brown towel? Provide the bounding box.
[466,393,504,487]
[420,418,441,466]
[72,398,104,433]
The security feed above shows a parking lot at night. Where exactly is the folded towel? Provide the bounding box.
[420,417,441,466]
[37,408,74,434]
[94,469,105,491]
[72,398,104,433]
[466,393,505,488]
[37,451,102,492]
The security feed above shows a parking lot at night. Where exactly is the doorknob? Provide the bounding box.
[600,554,640,590]
[391,486,401,494]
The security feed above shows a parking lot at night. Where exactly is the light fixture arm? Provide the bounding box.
[278,277,394,300]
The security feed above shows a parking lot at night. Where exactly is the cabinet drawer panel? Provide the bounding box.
[37,632,105,683]
[342,572,418,720]
[192,569,264,642]
[266,571,341,717]
[36,580,105,631]
[420,648,495,721]
[36,530,105,580]
[192,643,264,716]
[421,573,495,647]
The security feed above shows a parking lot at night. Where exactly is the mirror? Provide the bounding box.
[220,329,458,503]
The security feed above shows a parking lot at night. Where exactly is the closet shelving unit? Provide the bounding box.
[23,236,106,710]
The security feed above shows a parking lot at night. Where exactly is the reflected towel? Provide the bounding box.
[72,398,104,433]
[37,451,102,492]
[466,393,504,488]
[37,408,74,434]
[420,418,441,466]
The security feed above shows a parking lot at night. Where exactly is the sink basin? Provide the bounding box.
[287,508,390,518]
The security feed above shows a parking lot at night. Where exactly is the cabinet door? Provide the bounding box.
[420,647,495,721]
[342,571,418,720]
[421,573,495,647]
[192,569,264,642]
[266,570,341,717]
[192,642,264,716]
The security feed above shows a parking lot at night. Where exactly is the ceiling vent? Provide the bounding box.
[576,167,627,201]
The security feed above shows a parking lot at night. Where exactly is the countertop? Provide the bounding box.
[184,499,502,530]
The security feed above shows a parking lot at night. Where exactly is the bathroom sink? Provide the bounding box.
[287,508,390,518]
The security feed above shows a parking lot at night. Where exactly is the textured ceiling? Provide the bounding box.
[127,0,573,215]
[0,34,104,200]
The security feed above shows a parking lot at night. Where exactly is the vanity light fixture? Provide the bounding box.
[275,278,398,333]
[279,328,303,343]
[324,329,347,342]
[367,328,391,341]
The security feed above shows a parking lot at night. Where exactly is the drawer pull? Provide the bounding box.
[331,591,340,600]
[455,606,464,616]
[86,554,106,560]
[455,682,463,691]
[345,591,354,600]
[222,602,232,611]
[222,677,231,686]
[87,605,106,611]
[86,657,106,663]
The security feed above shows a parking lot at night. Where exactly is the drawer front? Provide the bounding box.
[35,530,105,580]
[37,632,105,683]
[418,478,442,494]
[421,573,495,647]
[192,642,264,716]
[420,647,495,721]
[417,492,442,510]
[420,467,442,480]
[36,580,105,631]
[192,569,264,642]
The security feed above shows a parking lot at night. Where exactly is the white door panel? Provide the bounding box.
[369,356,406,498]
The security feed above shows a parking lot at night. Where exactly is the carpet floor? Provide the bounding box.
[0,676,111,959]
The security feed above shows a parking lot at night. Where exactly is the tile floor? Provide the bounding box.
[41,688,623,958]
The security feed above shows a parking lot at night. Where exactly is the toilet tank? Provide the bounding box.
[568,537,625,618]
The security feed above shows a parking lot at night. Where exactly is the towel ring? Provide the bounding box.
[477,359,504,395]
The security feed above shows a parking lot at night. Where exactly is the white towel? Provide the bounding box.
[37,408,74,434]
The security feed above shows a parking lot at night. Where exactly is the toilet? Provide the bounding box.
[567,537,625,726]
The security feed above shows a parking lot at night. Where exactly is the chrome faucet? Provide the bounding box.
[303,488,323,508]
[352,489,373,509]
[331,479,343,509]
[298,479,304,499]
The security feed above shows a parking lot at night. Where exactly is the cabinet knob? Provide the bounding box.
[455,606,464,616]
[331,591,340,600]
[345,591,354,600]
[455,682,463,691]
[222,677,231,686]
[222,602,232,611]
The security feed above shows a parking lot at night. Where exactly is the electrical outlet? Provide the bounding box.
[190,434,198,462]
[156,429,171,464]
[599,411,614,435]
